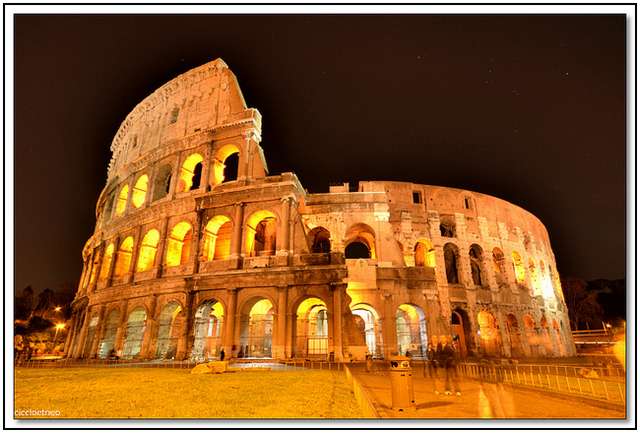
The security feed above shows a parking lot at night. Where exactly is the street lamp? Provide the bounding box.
[54,306,62,313]
[53,323,65,349]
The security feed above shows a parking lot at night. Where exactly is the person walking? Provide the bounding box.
[443,339,462,396]
[220,348,226,361]
[427,343,440,394]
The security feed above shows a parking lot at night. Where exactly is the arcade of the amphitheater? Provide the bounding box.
[65,59,576,363]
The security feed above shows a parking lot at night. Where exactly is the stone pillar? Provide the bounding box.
[154,218,170,277]
[128,225,144,282]
[285,311,295,358]
[496,310,511,358]
[167,155,181,200]
[88,244,103,293]
[277,197,292,255]
[89,305,107,358]
[106,235,120,287]
[114,300,129,355]
[191,209,204,274]
[72,307,91,359]
[141,296,158,359]
[380,292,396,359]
[201,143,213,191]
[273,286,288,359]
[176,291,195,361]
[230,202,245,260]
[223,289,238,356]
[331,284,345,361]
[63,315,76,357]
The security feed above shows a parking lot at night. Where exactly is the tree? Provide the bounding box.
[562,277,604,330]
[14,285,35,321]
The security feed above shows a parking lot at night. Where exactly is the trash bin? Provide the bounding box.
[389,355,415,411]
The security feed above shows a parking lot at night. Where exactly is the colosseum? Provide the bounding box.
[65,58,576,363]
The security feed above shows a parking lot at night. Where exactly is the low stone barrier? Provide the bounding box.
[344,365,380,418]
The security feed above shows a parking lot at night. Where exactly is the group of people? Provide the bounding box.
[425,337,462,396]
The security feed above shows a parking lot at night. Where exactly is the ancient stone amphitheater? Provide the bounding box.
[66,59,575,362]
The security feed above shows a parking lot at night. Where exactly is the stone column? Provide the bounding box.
[223,289,238,356]
[381,292,396,359]
[277,197,292,255]
[128,225,144,283]
[106,235,120,287]
[191,209,205,274]
[201,142,213,191]
[114,300,129,355]
[273,286,288,359]
[63,315,76,357]
[72,307,91,359]
[89,305,107,358]
[176,291,195,361]
[331,284,344,361]
[141,296,158,359]
[230,202,245,260]
[154,218,170,278]
[496,310,511,358]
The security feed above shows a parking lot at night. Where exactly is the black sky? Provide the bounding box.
[13,14,627,295]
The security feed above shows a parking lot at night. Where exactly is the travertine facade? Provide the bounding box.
[66,59,575,362]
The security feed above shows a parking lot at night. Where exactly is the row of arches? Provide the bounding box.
[104,147,241,220]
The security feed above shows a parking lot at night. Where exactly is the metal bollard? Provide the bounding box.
[389,355,415,412]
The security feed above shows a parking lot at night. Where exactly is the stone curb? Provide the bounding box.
[344,365,382,418]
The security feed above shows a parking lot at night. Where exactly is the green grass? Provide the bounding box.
[14,367,363,419]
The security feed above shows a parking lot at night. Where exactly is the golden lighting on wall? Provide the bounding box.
[203,215,232,261]
[249,299,274,317]
[245,210,277,256]
[136,229,160,272]
[178,153,204,192]
[114,236,134,277]
[99,243,115,280]
[212,144,240,185]
[511,251,526,283]
[166,221,193,267]
[131,175,149,208]
[115,184,129,216]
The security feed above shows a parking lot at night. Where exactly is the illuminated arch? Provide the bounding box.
[165,221,193,267]
[203,215,233,261]
[528,259,539,294]
[295,297,329,358]
[98,243,115,280]
[122,307,147,359]
[512,251,526,283]
[177,153,204,192]
[136,229,160,272]
[443,243,460,284]
[309,226,331,253]
[131,175,149,208]
[115,184,129,216]
[351,303,383,357]
[245,210,277,257]
[477,310,500,356]
[113,236,134,277]
[414,239,436,267]
[395,304,428,356]
[155,301,183,359]
[344,223,376,259]
[469,244,484,286]
[212,144,241,185]
[191,299,225,361]
[97,309,120,358]
[239,298,275,358]
[492,247,506,286]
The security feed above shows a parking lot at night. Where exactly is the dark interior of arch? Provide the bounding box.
[223,152,240,183]
[345,241,370,259]
[191,162,202,190]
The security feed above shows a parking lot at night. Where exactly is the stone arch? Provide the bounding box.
[351,303,384,358]
[113,236,134,277]
[512,251,526,284]
[344,223,376,259]
[131,174,149,208]
[82,314,100,358]
[191,299,225,362]
[528,259,539,294]
[477,310,500,357]
[155,301,184,360]
[165,221,193,267]
[539,315,553,356]
[395,304,428,357]
[505,313,523,357]
[522,314,539,357]
[414,239,436,268]
[99,243,115,281]
[212,144,241,185]
[203,215,233,261]
[443,242,460,284]
[177,153,204,192]
[245,210,278,257]
[122,307,147,359]
[294,296,329,358]
[136,229,160,272]
[238,297,275,358]
[152,164,173,201]
[492,247,507,287]
[439,214,456,238]
[451,307,472,358]
[115,184,129,216]
[97,308,120,359]
[469,244,484,287]
[308,226,331,254]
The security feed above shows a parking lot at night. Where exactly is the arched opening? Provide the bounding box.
[115,184,129,216]
[512,251,526,284]
[83,315,99,358]
[552,319,565,356]
[351,303,383,358]
[239,298,274,358]
[506,313,523,358]
[523,314,539,357]
[165,221,192,267]
[344,223,376,259]
[443,243,460,284]
[245,210,277,257]
[395,304,428,357]
[155,302,184,360]
[477,311,500,357]
[528,259,539,295]
[414,239,436,267]
[177,153,204,192]
[131,174,149,208]
[439,215,456,238]
[451,308,472,358]
[539,316,553,356]
[295,297,329,358]
[309,227,331,254]
[98,243,115,281]
[212,144,241,185]
[88,249,101,287]
[492,248,506,287]
[152,164,173,201]
[191,300,224,362]
[203,216,233,261]
[97,310,120,359]
[136,229,160,272]
[469,244,484,286]
[113,236,134,277]
[122,308,147,359]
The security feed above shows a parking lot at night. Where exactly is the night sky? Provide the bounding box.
[14,14,627,296]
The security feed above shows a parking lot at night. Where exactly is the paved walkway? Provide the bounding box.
[351,366,625,419]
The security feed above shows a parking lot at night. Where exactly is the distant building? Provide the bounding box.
[66,59,575,361]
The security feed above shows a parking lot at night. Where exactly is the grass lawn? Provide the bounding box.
[14,367,363,419]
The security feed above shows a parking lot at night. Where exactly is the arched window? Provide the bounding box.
[203,216,233,261]
[166,222,193,267]
[309,227,331,253]
[344,223,376,259]
[512,251,526,283]
[136,229,160,272]
[439,215,456,238]
[469,244,483,286]
[113,236,134,277]
[115,184,129,216]
[443,243,460,284]
[131,175,149,208]
[414,239,436,267]
[178,153,204,192]
[492,248,506,286]
[212,144,241,185]
[152,164,173,201]
[99,243,114,280]
[529,259,539,294]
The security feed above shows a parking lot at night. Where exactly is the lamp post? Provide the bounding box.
[53,323,65,352]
